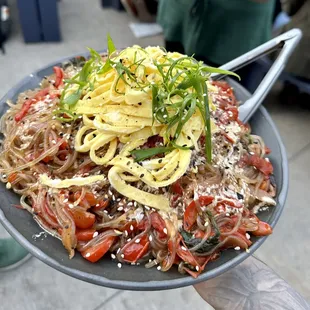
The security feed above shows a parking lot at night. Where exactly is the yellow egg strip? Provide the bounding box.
[108,166,169,211]
[71,45,209,210]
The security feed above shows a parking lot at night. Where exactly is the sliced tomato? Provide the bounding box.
[42,155,53,163]
[183,201,198,232]
[92,199,109,211]
[81,235,116,263]
[171,181,183,195]
[59,140,69,150]
[252,221,273,236]
[150,212,167,238]
[74,192,98,208]
[240,154,273,176]
[121,220,138,232]
[121,234,149,263]
[53,66,64,88]
[66,207,96,229]
[198,195,213,206]
[76,228,97,242]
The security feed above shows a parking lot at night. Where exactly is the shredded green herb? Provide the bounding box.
[130,146,175,162]
[59,35,239,163]
[181,211,220,254]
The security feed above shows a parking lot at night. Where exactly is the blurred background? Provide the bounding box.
[0,0,309,309]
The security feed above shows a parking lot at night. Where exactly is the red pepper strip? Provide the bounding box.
[198,195,213,206]
[171,181,183,195]
[81,234,116,263]
[176,235,208,278]
[53,66,64,88]
[15,99,34,122]
[76,228,97,242]
[183,201,198,232]
[8,172,18,183]
[121,234,149,263]
[150,212,167,238]
[15,87,50,122]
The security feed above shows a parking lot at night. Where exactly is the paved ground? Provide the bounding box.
[0,0,309,309]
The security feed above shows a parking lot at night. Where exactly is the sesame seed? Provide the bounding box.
[117,263,122,268]
[128,202,133,206]
[130,225,134,231]
[135,238,140,243]
[68,204,74,208]
[111,253,116,259]
[117,198,121,202]
[144,206,150,210]
[112,195,116,201]
[149,235,153,242]
[181,246,187,251]
[226,213,230,217]
[163,115,167,118]
[134,201,137,207]
[117,206,124,211]
[246,233,250,240]
[234,246,241,250]
[163,228,168,234]
[157,266,161,271]
[117,248,121,254]
[93,232,99,238]
[204,221,209,227]
[85,253,91,258]
[246,248,250,253]
[124,230,128,237]
[127,238,131,242]
[121,254,124,258]
[108,189,113,196]
[63,198,68,203]
[203,93,207,97]
[195,266,199,271]
[6,182,11,189]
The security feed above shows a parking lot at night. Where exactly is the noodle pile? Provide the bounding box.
[0,42,276,277]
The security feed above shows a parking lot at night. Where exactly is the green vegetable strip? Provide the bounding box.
[130,146,175,162]
[202,82,211,163]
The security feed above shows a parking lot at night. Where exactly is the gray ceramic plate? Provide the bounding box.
[0,57,288,291]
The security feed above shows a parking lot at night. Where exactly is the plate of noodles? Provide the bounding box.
[0,37,288,290]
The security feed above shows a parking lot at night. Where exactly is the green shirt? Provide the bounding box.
[157,0,275,64]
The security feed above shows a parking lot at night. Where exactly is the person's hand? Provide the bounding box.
[194,256,310,310]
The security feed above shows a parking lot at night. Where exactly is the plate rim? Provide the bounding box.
[0,56,289,291]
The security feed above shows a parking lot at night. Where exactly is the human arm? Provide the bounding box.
[194,256,310,310]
